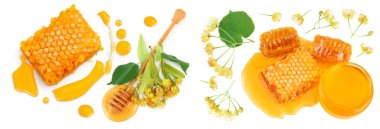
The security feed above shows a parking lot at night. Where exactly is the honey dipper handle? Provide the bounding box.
[158,9,186,45]
[125,9,186,91]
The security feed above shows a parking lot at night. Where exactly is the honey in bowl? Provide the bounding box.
[319,62,373,118]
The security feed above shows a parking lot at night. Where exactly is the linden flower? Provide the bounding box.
[214,65,232,78]
[305,9,339,34]
[323,9,332,18]
[205,81,243,120]
[208,57,217,67]
[325,15,335,23]
[342,9,356,19]
[358,14,368,25]
[138,85,168,108]
[292,13,304,26]
[205,43,214,55]
[209,76,217,90]
[358,43,373,57]
[175,78,183,85]
[201,29,210,43]
[329,21,339,29]
[272,12,282,22]
[323,11,335,23]
[368,31,374,36]
[163,79,171,88]
[165,85,180,98]
[349,13,371,38]
[207,17,219,32]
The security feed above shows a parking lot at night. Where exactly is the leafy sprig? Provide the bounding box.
[108,34,189,108]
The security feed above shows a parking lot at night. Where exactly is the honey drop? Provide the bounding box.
[115,19,122,26]
[43,97,49,104]
[116,40,131,55]
[144,16,157,27]
[79,104,94,117]
[116,29,126,39]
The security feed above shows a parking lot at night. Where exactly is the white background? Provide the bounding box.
[0,0,379,129]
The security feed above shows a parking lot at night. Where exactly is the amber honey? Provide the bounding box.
[79,105,94,117]
[319,62,373,118]
[242,52,319,118]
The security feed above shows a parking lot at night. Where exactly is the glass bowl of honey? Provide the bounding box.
[319,62,373,118]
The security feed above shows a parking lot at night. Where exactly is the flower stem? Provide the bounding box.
[216,48,231,61]
[201,80,209,83]
[357,52,365,57]
[305,24,331,34]
[348,19,352,33]
[353,34,370,37]
[210,35,235,45]
[351,23,363,38]
[213,45,228,49]
[230,49,236,68]
[223,50,234,67]
[302,9,311,17]
[226,80,235,92]
[305,28,315,34]
[244,38,256,43]
[259,14,272,16]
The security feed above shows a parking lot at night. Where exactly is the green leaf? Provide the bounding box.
[149,59,162,84]
[218,11,255,48]
[138,34,149,63]
[160,60,171,80]
[154,45,163,61]
[164,62,185,78]
[108,62,139,85]
[161,53,189,74]
[139,59,152,92]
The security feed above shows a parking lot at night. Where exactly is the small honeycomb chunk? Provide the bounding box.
[312,35,352,63]
[262,49,320,103]
[260,27,300,57]
[20,5,103,85]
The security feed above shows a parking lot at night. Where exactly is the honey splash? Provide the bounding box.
[53,61,105,101]
[13,55,38,97]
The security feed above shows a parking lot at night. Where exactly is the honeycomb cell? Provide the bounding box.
[312,35,352,63]
[260,27,300,57]
[262,49,321,103]
[20,5,103,85]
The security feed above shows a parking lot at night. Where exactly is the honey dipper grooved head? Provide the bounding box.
[103,85,138,122]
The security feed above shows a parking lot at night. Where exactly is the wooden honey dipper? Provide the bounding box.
[103,9,186,122]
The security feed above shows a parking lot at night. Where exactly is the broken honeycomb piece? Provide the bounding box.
[260,27,300,57]
[20,5,103,85]
[312,35,352,63]
[262,49,321,103]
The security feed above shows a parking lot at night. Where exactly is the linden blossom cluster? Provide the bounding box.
[305,9,339,34]
[131,78,182,108]
[260,12,282,22]
[358,43,373,57]
[341,9,374,57]
[202,17,233,78]
[342,9,373,38]
[204,81,243,120]
[200,11,255,120]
